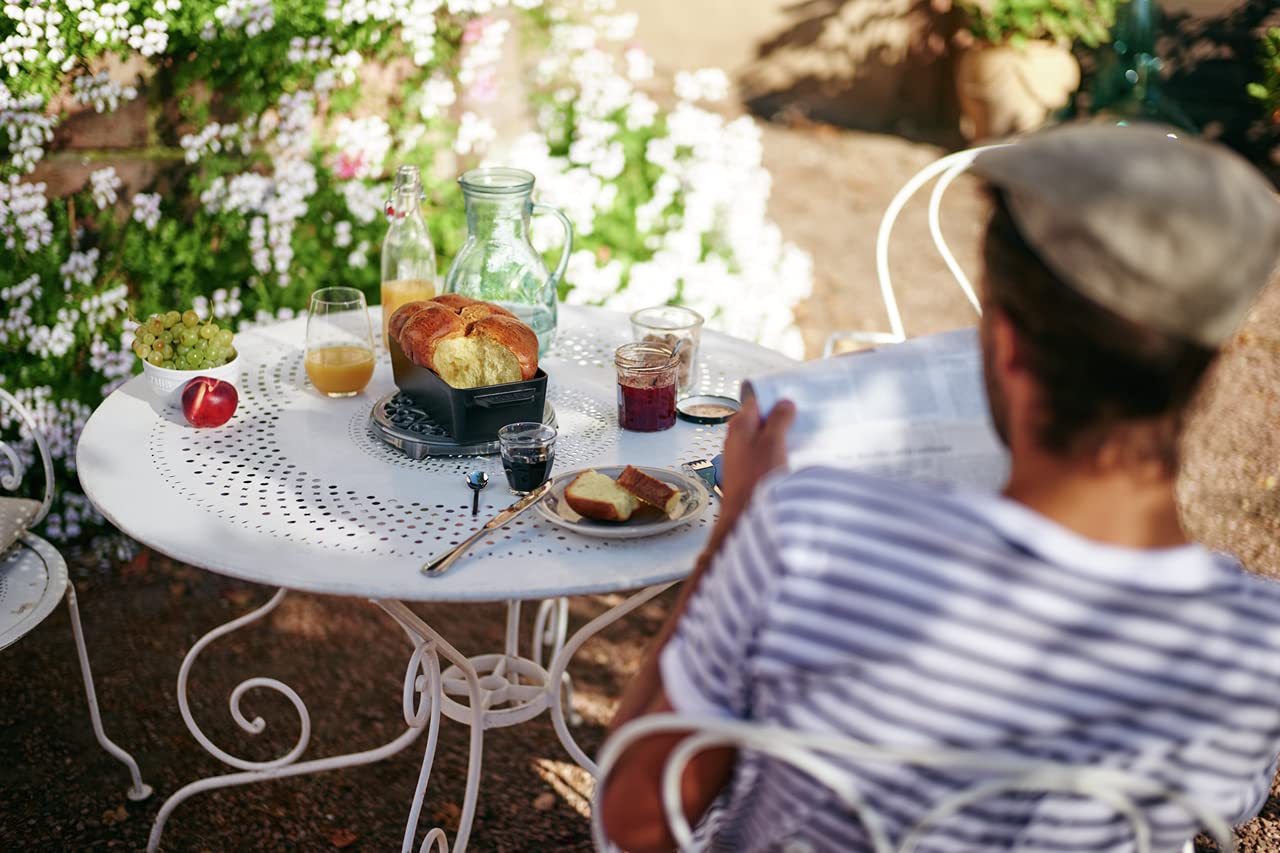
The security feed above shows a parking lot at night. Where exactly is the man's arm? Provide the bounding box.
[600,398,794,853]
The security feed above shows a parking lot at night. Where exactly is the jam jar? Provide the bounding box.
[615,342,679,432]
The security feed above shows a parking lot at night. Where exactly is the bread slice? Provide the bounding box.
[564,470,638,522]
[616,466,682,516]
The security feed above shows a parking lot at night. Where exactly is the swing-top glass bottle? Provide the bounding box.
[380,165,437,348]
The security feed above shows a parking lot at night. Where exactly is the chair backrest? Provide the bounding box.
[822,143,1012,358]
[593,712,1235,853]
[0,388,55,527]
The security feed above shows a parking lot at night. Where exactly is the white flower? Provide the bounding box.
[348,239,370,269]
[72,70,139,113]
[332,49,362,85]
[338,181,384,225]
[625,92,657,130]
[206,0,273,36]
[0,83,57,173]
[674,67,731,103]
[624,47,653,82]
[131,192,161,230]
[454,111,496,156]
[333,115,392,180]
[564,249,623,304]
[418,74,456,121]
[593,12,636,42]
[89,167,122,210]
[0,176,52,251]
[334,220,353,248]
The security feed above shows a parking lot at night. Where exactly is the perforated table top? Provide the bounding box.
[77,305,795,602]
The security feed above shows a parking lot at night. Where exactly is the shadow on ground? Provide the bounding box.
[0,549,674,850]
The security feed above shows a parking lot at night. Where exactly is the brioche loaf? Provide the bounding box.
[616,466,682,515]
[564,470,638,522]
[391,295,538,388]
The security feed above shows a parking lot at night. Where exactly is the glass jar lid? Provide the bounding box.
[615,342,678,373]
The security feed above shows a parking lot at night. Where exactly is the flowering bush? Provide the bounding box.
[1248,28,1280,127]
[0,0,812,542]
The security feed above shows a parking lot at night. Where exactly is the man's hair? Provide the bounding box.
[982,191,1218,466]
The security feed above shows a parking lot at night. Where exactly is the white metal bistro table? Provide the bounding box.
[76,304,794,852]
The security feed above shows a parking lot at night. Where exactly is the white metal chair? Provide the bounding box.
[0,388,151,801]
[593,712,1233,853]
[821,144,1012,358]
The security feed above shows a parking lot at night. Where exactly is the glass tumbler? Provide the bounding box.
[305,287,376,397]
[498,422,557,495]
[630,305,704,394]
[615,342,678,432]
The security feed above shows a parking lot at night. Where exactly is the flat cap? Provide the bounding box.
[972,122,1280,346]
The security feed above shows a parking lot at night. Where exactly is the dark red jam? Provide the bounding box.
[618,379,677,432]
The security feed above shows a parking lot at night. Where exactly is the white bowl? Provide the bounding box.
[142,353,241,409]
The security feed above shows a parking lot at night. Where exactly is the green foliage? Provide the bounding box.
[1247,28,1280,126]
[957,0,1118,48]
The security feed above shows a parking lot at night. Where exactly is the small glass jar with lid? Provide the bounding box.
[615,342,679,432]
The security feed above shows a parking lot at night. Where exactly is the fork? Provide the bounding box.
[682,458,723,499]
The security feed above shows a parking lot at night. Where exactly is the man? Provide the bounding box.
[601,123,1280,852]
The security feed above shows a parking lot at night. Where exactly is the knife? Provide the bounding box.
[421,480,554,577]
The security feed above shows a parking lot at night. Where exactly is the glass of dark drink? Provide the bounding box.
[498,422,557,495]
[615,342,678,432]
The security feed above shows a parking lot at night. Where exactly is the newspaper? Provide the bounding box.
[743,328,1010,491]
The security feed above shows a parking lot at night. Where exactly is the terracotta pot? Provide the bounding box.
[955,41,1081,141]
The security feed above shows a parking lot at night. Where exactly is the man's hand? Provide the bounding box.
[718,396,796,529]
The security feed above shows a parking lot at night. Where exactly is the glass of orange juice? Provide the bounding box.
[305,287,376,397]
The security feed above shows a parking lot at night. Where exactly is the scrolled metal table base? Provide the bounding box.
[147,589,484,853]
[150,583,677,851]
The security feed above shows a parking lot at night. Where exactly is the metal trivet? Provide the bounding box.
[369,391,556,459]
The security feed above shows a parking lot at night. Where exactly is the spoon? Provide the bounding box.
[467,470,489,516]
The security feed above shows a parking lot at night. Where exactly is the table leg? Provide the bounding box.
[531,598,579,726]
[545,582,677,775]
[147,589,440,853]
[375,599,486,853]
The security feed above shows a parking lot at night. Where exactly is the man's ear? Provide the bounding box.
[990,308,1028,378]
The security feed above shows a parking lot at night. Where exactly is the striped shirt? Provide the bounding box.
[660,467,1280,852]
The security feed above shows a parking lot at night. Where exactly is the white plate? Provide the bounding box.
[536,466,709,539]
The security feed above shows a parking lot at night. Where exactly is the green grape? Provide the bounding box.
[214,329,233,347]
[199,324,216,340]
[146,351,164,366]
[133,344,148,360]
[180,327,198,346]
[177,344,191,356]
[140,331,156,346]
[163,310,180,327]
[160,344,174,359]
[147,317,164,335]
[182,310,198,327]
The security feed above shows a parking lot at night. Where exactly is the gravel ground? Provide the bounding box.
[4,121,1280,851]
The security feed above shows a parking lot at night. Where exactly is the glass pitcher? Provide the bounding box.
[442,167,572,356]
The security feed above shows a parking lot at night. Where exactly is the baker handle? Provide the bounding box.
[472,389,537,408]
[530,202,573,294]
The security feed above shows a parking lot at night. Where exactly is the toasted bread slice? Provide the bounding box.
[564,470,638,522]
[616,466,682,516]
